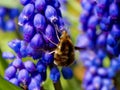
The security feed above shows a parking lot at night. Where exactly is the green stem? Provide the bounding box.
[53,80,62,90]
[15,29,22,39]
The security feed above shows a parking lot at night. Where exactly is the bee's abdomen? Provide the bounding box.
[54,38,75,66]
[54,52,67,66]
[54,50,74,66]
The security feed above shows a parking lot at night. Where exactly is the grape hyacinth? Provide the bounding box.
[78,0,120,90]
[0,7,20,31]
[4,0,73,90]
[80,50,120,90]
[4,57,44,90]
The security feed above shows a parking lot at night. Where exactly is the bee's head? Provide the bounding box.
[60,31,70,39]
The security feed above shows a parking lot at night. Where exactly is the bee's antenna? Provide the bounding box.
[54,24,60,41]
[52,24,61,42]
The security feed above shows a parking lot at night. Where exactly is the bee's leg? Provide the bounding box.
[39,48,55,54]
[52,23,61,41]
[45,36,58,46]
[55,24,60,41]
[40,31,58,46]
[52,24,60,41]
[48,50,55,54]
[54,61,58,66]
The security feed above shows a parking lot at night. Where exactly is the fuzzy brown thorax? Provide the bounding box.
[54,31,75,66]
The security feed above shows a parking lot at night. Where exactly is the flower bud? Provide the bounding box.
[30,33,44,49]
[2,52,15,59]
[37,61,47,73]
[18,13,27,26]
[5,66,16,79]
[9,78,19,86]
[8,39,21,53]
[34,14,46,32]
[24,61,36,73]
[18,69,30,84]
[50,67,60,83]
[22,4,34,19]
[10,8,19,19]
[35,0,46,12]
[28,79,40,90]
[109,3,118,19]
[20,0,31,5]
[41,52,54,65]
[5,20,16,31]
[0,7,6,17]
[61,67,73,79]
[12,58,23,69]
[23,23,35,42]
[45,5,58,22]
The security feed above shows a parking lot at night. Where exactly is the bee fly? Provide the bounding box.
[42,24,85,66]
[54,30,75,66]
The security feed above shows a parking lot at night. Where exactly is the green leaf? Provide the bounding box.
[103,56,110,68]
[60,76,81,90]
[0,31,19,76]
[43,68,54,90]
[0,0,22,8]
[0,76,22,90]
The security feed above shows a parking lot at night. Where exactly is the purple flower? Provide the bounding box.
[45,5,58,22]
[34,13,46,32]
[9,78,19,86]
[50,67,60,83]
[35,0,46,12]
[30,33,45,49]
[5,20,16,31]
[23,23,35,42]
[5,66,16,79]
[2,52,15,59]
[20,0,32,6]
[18,69,30,84]
[12,58,23,68]
[24,61,36,73]
[61,67,73,79]
[22,4,34,19]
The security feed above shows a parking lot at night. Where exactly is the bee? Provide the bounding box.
[54,30,75,66]
[42,24,84,66]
